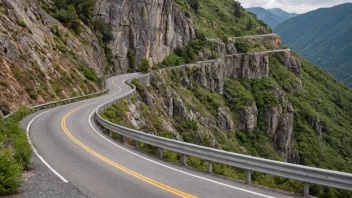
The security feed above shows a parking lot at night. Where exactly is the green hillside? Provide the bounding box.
[274,3,352,87]
[173,0,272,37]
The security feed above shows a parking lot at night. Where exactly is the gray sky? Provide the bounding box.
[240,0,352,13]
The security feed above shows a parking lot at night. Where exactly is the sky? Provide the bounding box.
[240,0,352,14]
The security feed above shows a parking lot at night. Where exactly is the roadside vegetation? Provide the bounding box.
[0,107,31,195]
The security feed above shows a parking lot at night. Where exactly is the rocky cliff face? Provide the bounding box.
[0,0,106,114]
[225,53,269,80]
[282,51,302,77]
[94,0,195,74]
[237,103,258,131]
[263,87,298,163]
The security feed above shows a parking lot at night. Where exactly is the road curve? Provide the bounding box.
[26,73,296,198]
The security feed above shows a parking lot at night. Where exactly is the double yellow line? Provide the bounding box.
[61,78,197,198]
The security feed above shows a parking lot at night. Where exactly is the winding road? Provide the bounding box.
[23,73,296,198]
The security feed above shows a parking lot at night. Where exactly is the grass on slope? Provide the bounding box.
[173,0,271,38]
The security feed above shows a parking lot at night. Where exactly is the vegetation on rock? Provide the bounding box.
[173,0,271,38]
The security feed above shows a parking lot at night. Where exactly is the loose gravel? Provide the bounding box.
[4,151,87,198]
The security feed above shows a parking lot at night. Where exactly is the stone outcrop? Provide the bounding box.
[225,39,237,54]
[264,87,297,162]
[0,34,19,62]
[265,106,280,135]
[94,0,195,74]
[225,53,269,80]
[139,89,155,106]
[163,59,226,94]
[217,107,234,133]
[172,94,190,120]
[274,104,294,161]
[237,103,258,131]
[307,116,323,143]
[283,53,302,77]
[0,0,106,112]
[191,60,226,94]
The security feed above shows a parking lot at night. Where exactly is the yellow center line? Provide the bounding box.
[61,77,197,198]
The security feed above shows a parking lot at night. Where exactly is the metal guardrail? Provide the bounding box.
[95,74,352,197]
[3,88,109,120]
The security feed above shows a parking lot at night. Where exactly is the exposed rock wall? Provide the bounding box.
[225,53,269,80]
[161,59,226,94]
[264,87,297,163]
[0,0,106,113]
[281,51,302,77]
[94,0,195,74]
[217,107,234,133]
[237,103,258,131]
[274,104,294,161]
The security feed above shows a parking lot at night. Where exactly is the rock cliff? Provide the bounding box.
[94,0,195,74]
[225,53,269,80]
[0,0,106,114]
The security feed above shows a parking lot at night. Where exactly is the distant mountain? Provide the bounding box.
[268,8,298,20]
[274,3,352,87]
[246,7,297,28]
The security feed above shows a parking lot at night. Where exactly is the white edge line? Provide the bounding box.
[22,75,132,184]
[26,109,68,183]
[88,111,275,198]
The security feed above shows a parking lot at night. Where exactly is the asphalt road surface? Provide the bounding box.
[25,73,298,198]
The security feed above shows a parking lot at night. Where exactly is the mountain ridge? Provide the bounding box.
[246,7,297,28]
[274,3,352,87]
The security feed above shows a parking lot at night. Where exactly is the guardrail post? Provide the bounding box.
[121,135,126,144]
[135,141,139,150]
[158,148,163,159]
[109,130,112,137]
[207,161,212,173]
[245,170,251,184]
[181,154,186,165]
[304,183,309,197]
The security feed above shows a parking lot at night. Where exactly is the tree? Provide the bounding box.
[233,1,242,18]
[66,5,81,33]
[127,49,136,72]
[92,18,113,43]
[188,0,200,12]
[246,18,254,31]
[138,59,150,73]
[69,0,95,24]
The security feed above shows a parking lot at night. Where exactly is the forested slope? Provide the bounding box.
[275,3,352,87]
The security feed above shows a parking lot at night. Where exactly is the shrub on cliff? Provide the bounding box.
[187,0,199,12]
[138,59,150,73]
[127,49,136,72]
